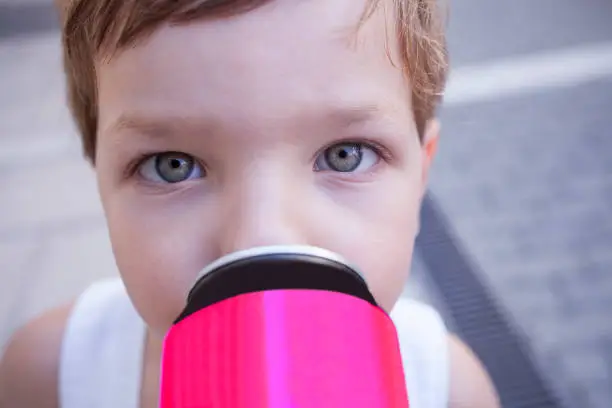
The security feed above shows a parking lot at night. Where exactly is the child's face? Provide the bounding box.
[95,0,437,337]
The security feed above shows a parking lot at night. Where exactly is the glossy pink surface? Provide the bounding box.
[160,290,409,407]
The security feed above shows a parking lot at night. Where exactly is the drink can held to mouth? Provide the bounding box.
[159,246,409,408]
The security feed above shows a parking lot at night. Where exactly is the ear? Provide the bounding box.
[420,118,440,196]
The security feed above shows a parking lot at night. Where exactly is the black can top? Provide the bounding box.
[174,245,378,324]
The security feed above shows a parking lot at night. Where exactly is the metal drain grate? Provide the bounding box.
[415,193,565,408]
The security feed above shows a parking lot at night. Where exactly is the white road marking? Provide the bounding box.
[0,137,78,164]
[444,41,612,106]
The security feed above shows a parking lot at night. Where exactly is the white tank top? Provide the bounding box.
[59,278,449,408]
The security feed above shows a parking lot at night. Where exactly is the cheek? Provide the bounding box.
[358,197,420,312]
[322,176,423,313]
[104,193,215,335]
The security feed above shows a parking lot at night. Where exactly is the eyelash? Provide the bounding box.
[123,139,393,180]
[124,152,162,180]
[313,138,393,165]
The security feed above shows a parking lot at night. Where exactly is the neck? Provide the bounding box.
[140,329,164,407]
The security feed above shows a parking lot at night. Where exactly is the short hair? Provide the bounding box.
[57,0,448,163]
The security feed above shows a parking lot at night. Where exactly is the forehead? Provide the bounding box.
[96,0,411,136]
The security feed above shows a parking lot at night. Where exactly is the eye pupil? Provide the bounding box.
[155,153,196,183]
[324,143,362,172]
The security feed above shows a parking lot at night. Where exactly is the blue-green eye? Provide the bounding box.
[139,152,204,183]
[315,143,379,173]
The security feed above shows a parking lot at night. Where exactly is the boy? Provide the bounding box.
[0,0,499,407]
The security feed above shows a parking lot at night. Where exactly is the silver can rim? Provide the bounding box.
[195,245,364,283]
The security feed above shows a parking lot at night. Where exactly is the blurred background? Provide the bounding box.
[0,0,611,407]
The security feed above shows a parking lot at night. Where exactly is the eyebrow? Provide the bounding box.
[326,104,408,138]
[327,104,387,127]
[104,113,214,139]
[104,103,399,140]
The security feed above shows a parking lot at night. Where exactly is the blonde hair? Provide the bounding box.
[57,0,448,163]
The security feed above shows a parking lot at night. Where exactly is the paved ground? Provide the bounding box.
[436,2,612,406]
[1,1,611,407]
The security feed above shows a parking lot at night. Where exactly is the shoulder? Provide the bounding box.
[391,298,447,340]
[447,334,500,408]
[0,302,74,408]
[391,299,449,408]
[392,299,500,408]
[391,298,449,378]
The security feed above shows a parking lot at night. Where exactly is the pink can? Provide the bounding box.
[160,246,409,408]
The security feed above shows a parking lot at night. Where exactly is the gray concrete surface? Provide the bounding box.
[435,78,612,408]
[434,2,612,406]
[446,0,612,66]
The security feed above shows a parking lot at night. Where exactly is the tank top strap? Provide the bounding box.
[58,279,447,408]
[59,277,146,408]
[391,297,450,408]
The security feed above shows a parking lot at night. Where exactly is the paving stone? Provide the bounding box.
[447,0,612,66]
[6,224,117,338]
[435,78,612,408]
[0,240,41,351]
[0,157,102,236]
[0,1,59,39]
[0,34,77,151]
